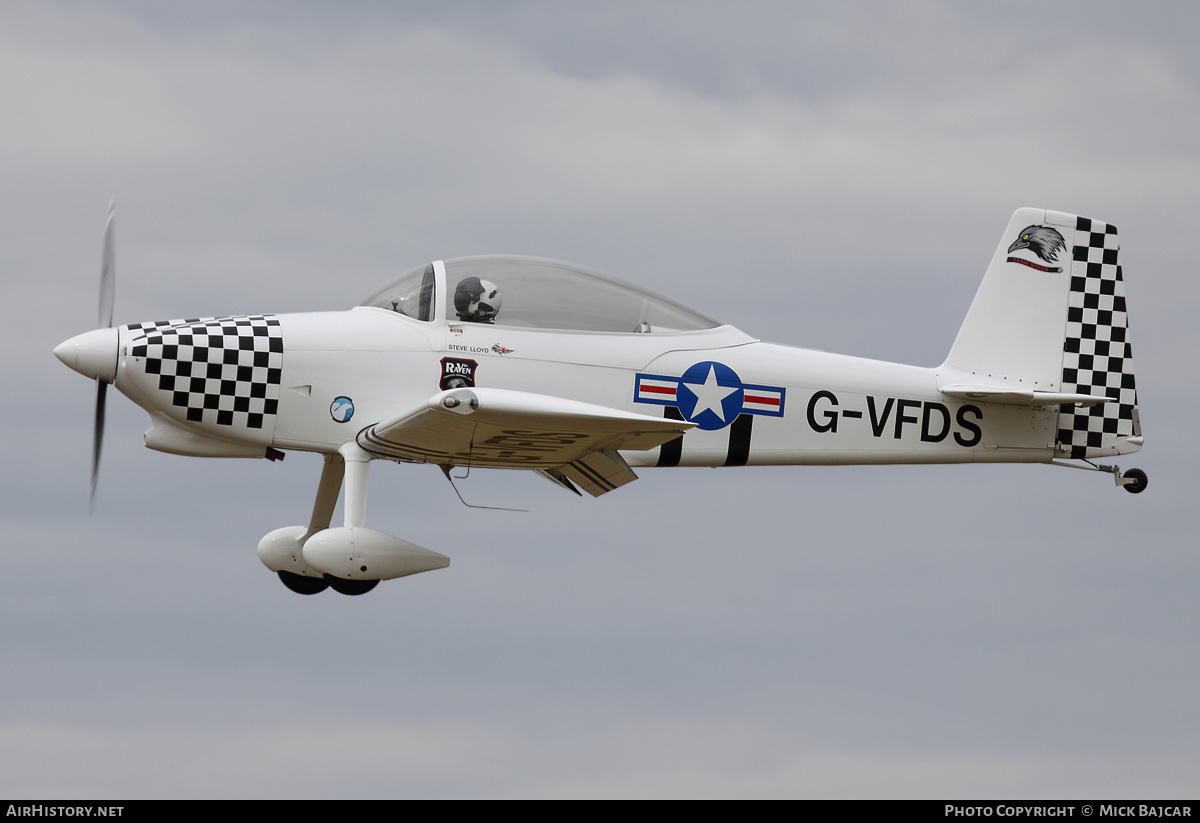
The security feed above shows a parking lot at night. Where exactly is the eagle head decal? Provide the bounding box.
[1007,225,1066,264]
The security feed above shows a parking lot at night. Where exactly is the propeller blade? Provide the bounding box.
[91,378,107,512]
[99,200,115,329]
[91,200,116,512]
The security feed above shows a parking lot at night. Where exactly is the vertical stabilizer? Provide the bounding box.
[941,208,1140,458]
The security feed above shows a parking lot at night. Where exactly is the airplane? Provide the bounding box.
[54,204,1147,596]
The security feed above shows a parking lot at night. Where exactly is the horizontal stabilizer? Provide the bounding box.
[940,385,1109,408]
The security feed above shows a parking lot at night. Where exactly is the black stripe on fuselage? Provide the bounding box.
[656,406,685,467]
[724,414,753,467]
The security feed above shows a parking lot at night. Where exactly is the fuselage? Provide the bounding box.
[105,305,1058,470]
[60,240,1141,478]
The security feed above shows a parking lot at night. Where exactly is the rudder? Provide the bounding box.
[1056,214,1140,458]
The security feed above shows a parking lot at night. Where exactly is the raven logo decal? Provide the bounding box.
[1007,225,1066,272]
[440,357,477,390]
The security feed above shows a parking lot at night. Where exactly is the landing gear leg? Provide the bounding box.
[1048,460,1149,494]
[304,453,346,541]
[339,442,370,530]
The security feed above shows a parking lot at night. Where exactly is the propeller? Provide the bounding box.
[91,201,117,510]
[54,202,122,511]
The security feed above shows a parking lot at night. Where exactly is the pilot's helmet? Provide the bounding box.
[453,276,502,323]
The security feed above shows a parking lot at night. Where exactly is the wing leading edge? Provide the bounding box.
[356,387,695,496]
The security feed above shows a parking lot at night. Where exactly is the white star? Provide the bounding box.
[682,365,737,422]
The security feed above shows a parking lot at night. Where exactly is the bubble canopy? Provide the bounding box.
[360,256,720,333]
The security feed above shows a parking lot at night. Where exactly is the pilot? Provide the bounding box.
[453,276,502,323]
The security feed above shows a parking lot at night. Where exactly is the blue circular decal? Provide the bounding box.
[330,396,354,423]
[676,361,745,430]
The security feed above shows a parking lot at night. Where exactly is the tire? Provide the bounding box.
[278,570,330,595]
[1122,468,1148,494]
[327,576,380,596]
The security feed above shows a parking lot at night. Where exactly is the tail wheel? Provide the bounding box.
[327,576,380,596]
[278,570,330,595]
[1122,468,1148,494]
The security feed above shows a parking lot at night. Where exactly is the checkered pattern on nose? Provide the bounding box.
[126,315,283,429]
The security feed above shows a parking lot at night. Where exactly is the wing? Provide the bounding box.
[356,387,694,496]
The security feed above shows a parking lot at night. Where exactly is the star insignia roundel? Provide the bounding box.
[676,361,743,429]
[633,360,786,431]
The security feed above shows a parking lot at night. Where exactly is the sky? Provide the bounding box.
[3,0,1199,799]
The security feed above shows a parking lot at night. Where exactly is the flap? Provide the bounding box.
[559,450,638,497]
[357,387,695,474]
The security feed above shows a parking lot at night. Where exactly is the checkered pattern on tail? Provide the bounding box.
[126,315,283,429]
[1056,218,1139,458]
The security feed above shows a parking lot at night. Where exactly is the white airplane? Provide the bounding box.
[55,205,1146,596]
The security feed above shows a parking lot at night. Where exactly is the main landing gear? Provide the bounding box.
[258,445,450,596]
